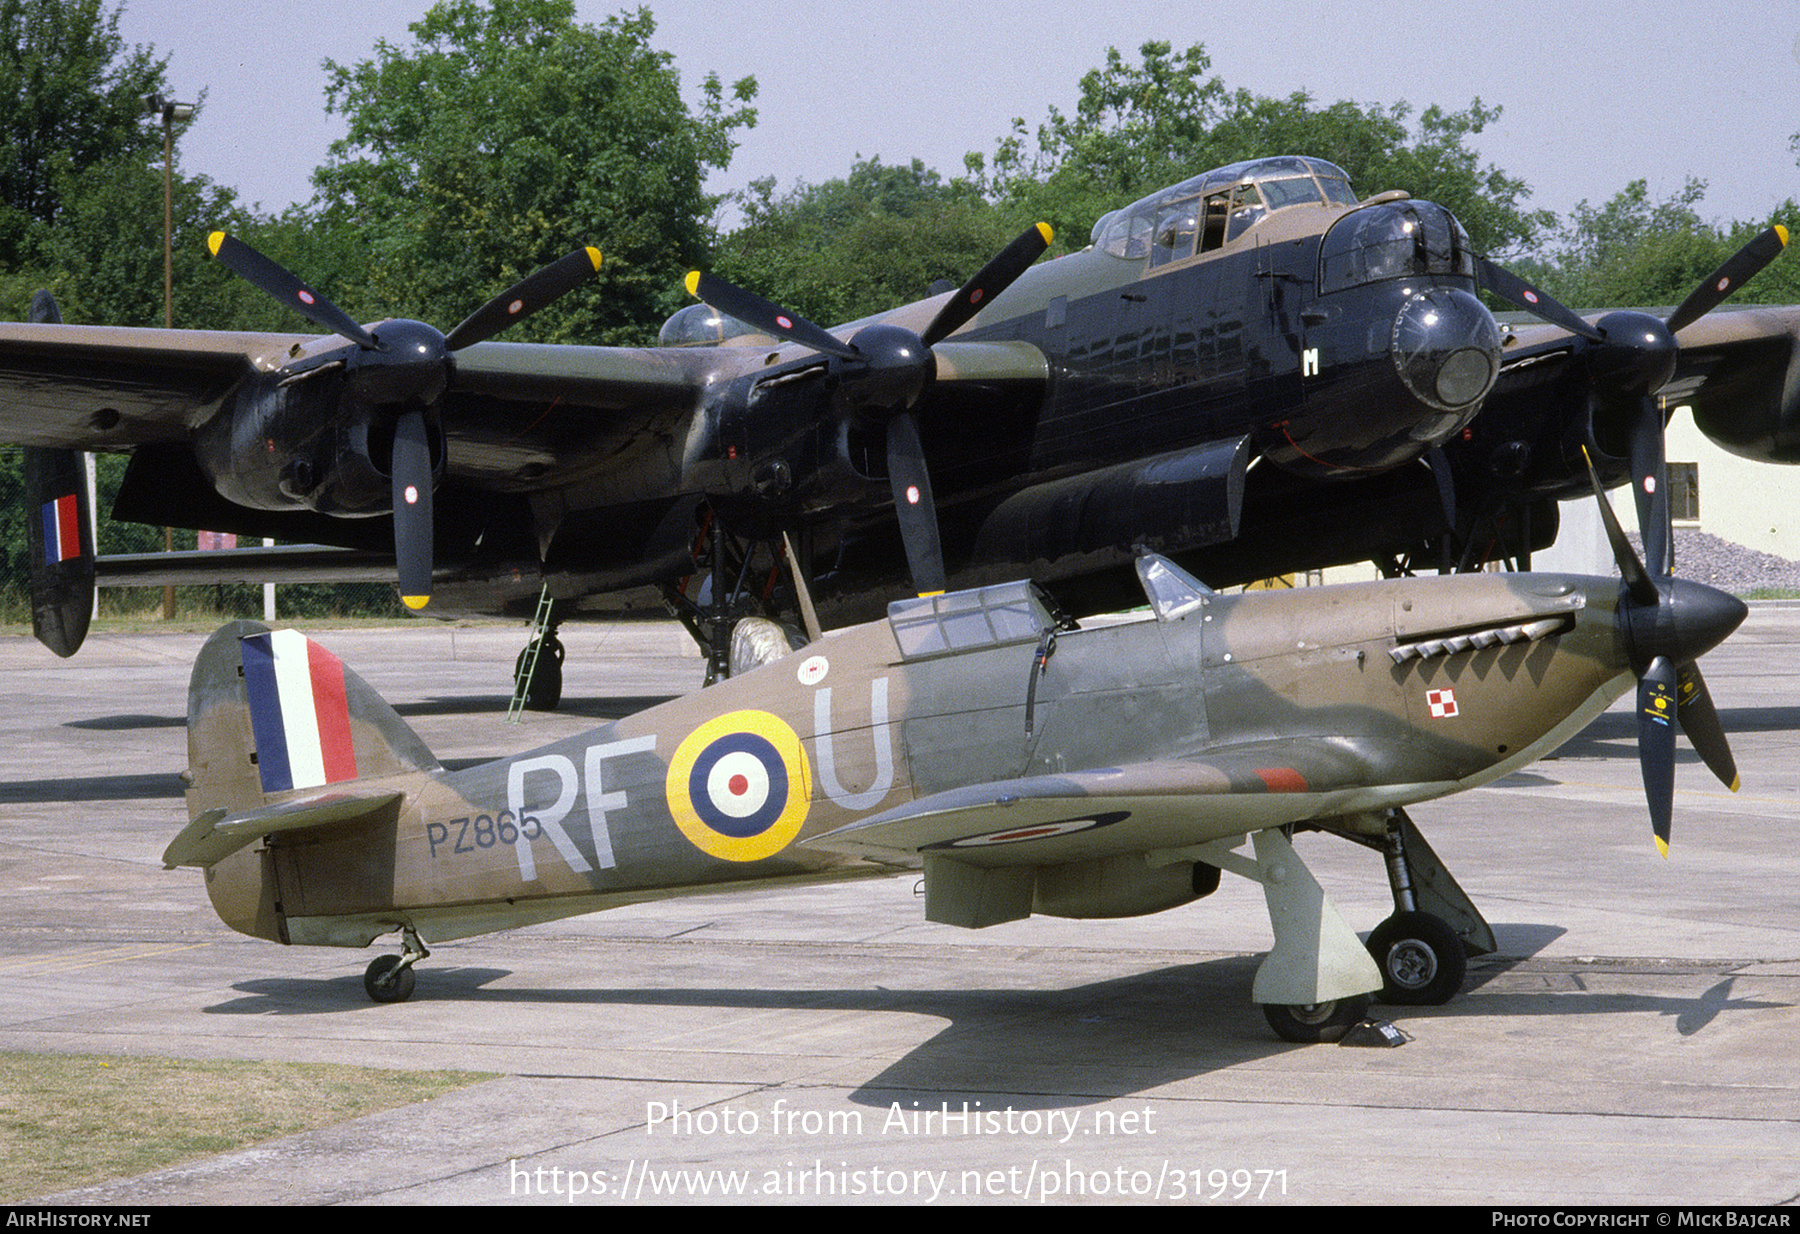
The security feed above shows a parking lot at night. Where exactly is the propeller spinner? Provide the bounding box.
[687,223,1053,596]
[209,234,602,608]
[1584,450,1746,854]
[1478,226,1789,580]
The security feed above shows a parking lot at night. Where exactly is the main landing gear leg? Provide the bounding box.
[703,516,735,686]
[1238,829,1382,1042]
[1363,808,1495,1006]
[364,927,430,1004]
[663,513,815,687]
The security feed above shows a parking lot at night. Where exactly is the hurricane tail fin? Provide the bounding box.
[185,621,440,819]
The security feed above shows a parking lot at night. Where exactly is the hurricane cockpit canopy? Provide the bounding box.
[1088,156,1357,265]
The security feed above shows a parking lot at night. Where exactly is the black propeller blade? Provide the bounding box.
[445,246,602,351]
[210,235,603,607]
[209,231,380,350]
[1487,227,1789,587]
[1474,255,1602,343]
[1666,225,1790,334]
[885,410,946,595]
[391,407,435,610]
[1585,451,1746,854]
[682,270,859,360]
[1638,654,1678,853]
[921,223,1055,347]
[1677,662,1739,793]
[686,224,1053,597]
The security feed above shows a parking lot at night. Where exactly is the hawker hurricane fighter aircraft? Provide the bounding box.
[4,155,1792,705]
[164,473,1745,1040]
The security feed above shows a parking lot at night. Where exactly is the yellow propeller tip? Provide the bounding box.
[207,231,225,256]
[684,271,701,297]
[1035,222,1054,246]
[1654,836,1670,859]
[585,246,602,271]
[1729,776,1742,793]
[1776,224,1789,248]
[402,595,430,611]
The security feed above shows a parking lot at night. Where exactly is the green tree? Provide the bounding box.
[1517,177,1800,311]
[0,0,170,268]
[310,0,756,345]
[965,42,1227,244]
[1208,93,1553,258]
[19,152,259,328]
[717,158,1019,324]
[1529,179,1723,308]
[966,41,1554,259]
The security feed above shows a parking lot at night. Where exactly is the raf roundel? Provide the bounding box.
[665,710,813,862]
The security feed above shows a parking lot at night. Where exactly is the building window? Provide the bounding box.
[1669,462,1699,522]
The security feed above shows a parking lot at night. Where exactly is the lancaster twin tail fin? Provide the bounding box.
[21,290,95,659]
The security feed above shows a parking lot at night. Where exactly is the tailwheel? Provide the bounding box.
[363,927,429,1003]
[513,633,565,712]
[363,954,417,1004]
[1366,910,1466,1005]
[1261,995,1370,1043]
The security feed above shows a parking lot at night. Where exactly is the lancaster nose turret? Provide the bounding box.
[1323,199,1502,437]
[1273,198,1502,476]
[1390,285,1501,419]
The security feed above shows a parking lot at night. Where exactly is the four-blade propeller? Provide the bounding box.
[210,233,602,607]
[1477,226,1789,578]
[687,223,1053,596]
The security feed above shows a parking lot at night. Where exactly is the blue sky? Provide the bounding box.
[118,0,1799,242]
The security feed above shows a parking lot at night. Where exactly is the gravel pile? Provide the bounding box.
[1628,529,1800,595]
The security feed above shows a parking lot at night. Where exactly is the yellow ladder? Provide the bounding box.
[506,584,556,723]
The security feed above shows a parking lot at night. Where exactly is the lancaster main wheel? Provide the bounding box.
[1261,995,1370,1043]
[513,634,565,711]
[1367,910,1466,1005]
[363,954,416,1004]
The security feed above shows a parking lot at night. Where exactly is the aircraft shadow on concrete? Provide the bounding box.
[393,694,677,721]
[64,713,185,731]
[0,772,185,802]
[1548,705,1800,762]
[199,926,1784,1105]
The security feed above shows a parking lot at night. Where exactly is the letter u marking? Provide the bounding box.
[814,678,894,810]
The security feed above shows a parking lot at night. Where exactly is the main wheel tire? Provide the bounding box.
[1262,994,1370,1043]
[1367,910,1466,1005]
[513,635,565,712]
[363,954,416,1004]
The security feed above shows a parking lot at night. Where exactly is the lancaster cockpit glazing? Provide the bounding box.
[1089,156,1357,263]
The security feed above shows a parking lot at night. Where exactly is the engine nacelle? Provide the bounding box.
[1684,310,1800,465]
[196,371,444,517]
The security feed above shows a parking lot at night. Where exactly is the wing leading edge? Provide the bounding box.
[0,323,299,448]
[805,739,1443,869]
